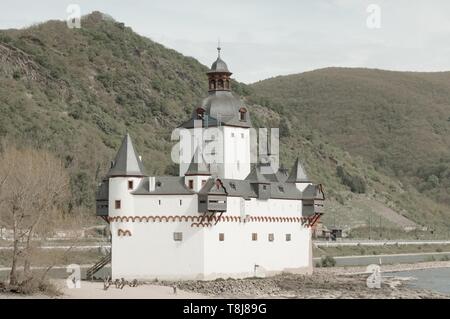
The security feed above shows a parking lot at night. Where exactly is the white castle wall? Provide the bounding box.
[109,186,312,280]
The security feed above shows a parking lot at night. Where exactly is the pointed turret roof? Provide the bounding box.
[185,148,211,176]
[245,165,269,183]
[286,158,310,183]
[107,133,146,177]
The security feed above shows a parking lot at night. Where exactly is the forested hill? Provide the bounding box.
[249,68,450,226]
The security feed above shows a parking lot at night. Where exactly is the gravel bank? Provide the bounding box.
[159,262,450,299]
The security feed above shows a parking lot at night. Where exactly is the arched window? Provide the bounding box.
[209,80,216,90]
[239,107,247,121]
[218,79,224,89]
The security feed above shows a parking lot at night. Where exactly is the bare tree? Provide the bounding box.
[0,144,69,286]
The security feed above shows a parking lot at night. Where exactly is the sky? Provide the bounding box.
[1,0,449,83]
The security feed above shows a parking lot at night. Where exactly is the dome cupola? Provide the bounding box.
[207,46,232,92]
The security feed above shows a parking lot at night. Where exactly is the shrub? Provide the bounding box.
[336,166,366,193]
[7,277,61,296]
[320,256,336,267]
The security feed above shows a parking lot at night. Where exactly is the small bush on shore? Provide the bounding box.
[3,276,61,296]
[320,256,336,267]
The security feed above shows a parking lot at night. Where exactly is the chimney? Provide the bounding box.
[148,176,155,192]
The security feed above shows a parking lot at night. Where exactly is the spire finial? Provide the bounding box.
[217,38,221,58]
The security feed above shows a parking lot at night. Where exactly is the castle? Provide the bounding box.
[96,49,325,280]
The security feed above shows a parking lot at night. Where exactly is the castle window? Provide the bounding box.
[173,232,183,241]
[158,199,161,205]
[219,233,225,241]
[218,79,224,89]
[268,233,274,242]
[188,180,194,189]
[179,199,182,206]
[252,233,258,241]
[128,180,134,190]
[263,185,267,190]
[115,200,121,209]
[156,181,162,188]
[285,234,291,242]
[278,186,284,193]
[239,107,247,121]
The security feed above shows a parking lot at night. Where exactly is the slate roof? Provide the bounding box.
[181,91,252,129]
[245,165,270,183]
[185,148,211,176]
[132,174,319,200]
[208,56,231,74]
[132,176,194,195]
[286,158,310,183]
[107,133,146,177]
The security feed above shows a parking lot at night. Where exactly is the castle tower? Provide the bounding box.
[107,133,146,217]
[179,47,252,180]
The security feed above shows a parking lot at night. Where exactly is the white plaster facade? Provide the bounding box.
[108,190,314,280]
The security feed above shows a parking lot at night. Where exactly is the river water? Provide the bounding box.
[385,267,450,295]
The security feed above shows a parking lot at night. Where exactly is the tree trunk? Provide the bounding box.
[9,238,19,286]
[23,233,33,280]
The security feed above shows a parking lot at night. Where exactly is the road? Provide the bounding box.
[0,244,110,251]
[314,240,450,247]
[314,251,450,267]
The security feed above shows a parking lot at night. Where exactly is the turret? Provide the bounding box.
[286,158,311,192]
[184,148,211,192]
[107,133,146,217]
[246,165,271,200]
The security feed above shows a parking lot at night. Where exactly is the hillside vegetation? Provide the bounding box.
[0,12,449,235]
[249,68,450,232]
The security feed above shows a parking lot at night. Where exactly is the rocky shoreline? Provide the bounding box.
[158,262,450,299]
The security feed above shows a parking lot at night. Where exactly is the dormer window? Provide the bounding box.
[239,107,247,121]
[196,107,205,120]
